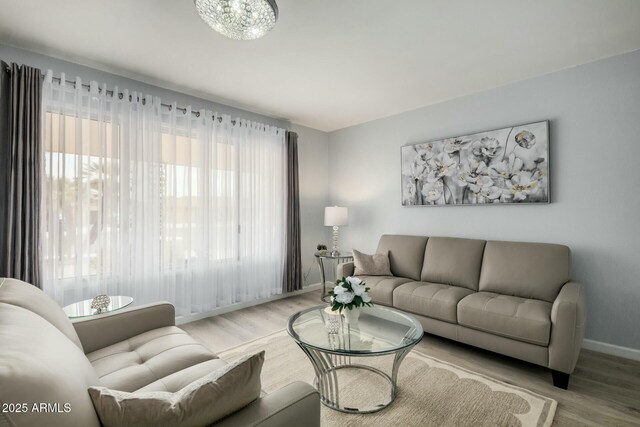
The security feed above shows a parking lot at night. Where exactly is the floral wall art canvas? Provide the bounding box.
[401,121,549,206]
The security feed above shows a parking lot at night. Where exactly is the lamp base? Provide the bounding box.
[331,226,340,257]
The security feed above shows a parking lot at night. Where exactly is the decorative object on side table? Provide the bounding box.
[316,244,328,256]
[63,295,134,318]
[401,120,549,206]
[329,276,373,329]
[90,294,111,313]
[324,206,348,256]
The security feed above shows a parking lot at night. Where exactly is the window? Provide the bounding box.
[41,77,285,315]
[44,113,241,279]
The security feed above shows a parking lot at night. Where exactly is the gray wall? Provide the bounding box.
[328,50,640,350]
[5,42,639,349]
[292,124,330,285]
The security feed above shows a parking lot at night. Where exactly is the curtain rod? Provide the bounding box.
[3,64,240,124]
[48,75,204,116]
[47,75,229,122]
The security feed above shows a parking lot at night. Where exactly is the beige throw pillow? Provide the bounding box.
[353,249,392,276]
[88,351,265,427]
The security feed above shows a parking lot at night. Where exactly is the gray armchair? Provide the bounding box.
[0,278,320,426]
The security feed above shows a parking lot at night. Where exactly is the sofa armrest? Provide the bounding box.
[548,281,587,373]
[336,261,355,279]
[72,302,175,353]
[213,382,320,427]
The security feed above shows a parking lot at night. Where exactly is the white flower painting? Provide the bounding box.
[401,121,549,206]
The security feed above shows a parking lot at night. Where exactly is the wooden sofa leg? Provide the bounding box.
[552,370,570,389]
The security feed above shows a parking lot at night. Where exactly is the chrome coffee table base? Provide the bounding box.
[297,344,415,413]
[288,305,424,414]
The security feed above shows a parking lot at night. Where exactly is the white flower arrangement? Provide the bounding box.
[329,276,373,312]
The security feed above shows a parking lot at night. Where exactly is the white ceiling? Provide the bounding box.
[1,0,640,132]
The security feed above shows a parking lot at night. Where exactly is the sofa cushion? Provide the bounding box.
[354,275,413,306]
[479,241,570,302]
[393,282,475,323]
[457,292,552,345]
[87,326,219,392]
[0,302,101,427]
[376,235,428,281]
[0,277,83,350]
[353,249,392,276]
[88,351,264,427]
[420,237,486,290]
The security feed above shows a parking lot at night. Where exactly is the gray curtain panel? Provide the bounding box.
[283,131,302,292]
[0,62,43,287]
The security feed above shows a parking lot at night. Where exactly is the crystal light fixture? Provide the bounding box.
[194,0,278,41]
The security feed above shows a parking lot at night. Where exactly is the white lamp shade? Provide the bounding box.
[324,206,348,226]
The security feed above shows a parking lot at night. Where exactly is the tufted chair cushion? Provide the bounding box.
[86,326,222,392]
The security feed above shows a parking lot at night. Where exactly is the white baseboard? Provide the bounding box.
[175,283,322,326]
[582,339,640,361]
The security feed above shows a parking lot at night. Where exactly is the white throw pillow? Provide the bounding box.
[88,351,264,427]
[353,249,392,276]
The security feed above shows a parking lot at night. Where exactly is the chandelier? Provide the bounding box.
[194,0,279,41]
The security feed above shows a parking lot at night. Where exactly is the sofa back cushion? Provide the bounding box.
[376,235,428,280]
[0,277,83,350]
[479,241,571,302]
[421,237,486,290]
[0,303,101,427]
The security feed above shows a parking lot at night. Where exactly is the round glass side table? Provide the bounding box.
[62,296,134,318]
[314,252,354,302]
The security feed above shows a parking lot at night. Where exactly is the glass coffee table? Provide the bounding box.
[287,305,423,413]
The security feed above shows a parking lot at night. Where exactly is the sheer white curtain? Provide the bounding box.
[41,71,286,316]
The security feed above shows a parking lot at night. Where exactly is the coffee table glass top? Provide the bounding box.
[62,296,133,318]
[287,305,423,355]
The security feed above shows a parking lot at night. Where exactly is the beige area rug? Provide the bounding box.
[219,330,557,427]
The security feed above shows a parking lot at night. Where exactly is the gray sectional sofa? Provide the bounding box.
[0,278,320,427]
[337,234,586,389]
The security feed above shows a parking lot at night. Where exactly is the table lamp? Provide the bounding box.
[324,206,348,256]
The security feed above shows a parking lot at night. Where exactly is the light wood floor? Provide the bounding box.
[181,290,640,426]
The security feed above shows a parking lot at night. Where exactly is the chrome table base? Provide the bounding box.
[297,343,415,413]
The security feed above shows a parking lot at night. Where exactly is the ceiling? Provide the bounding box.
[1,0,640,132]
